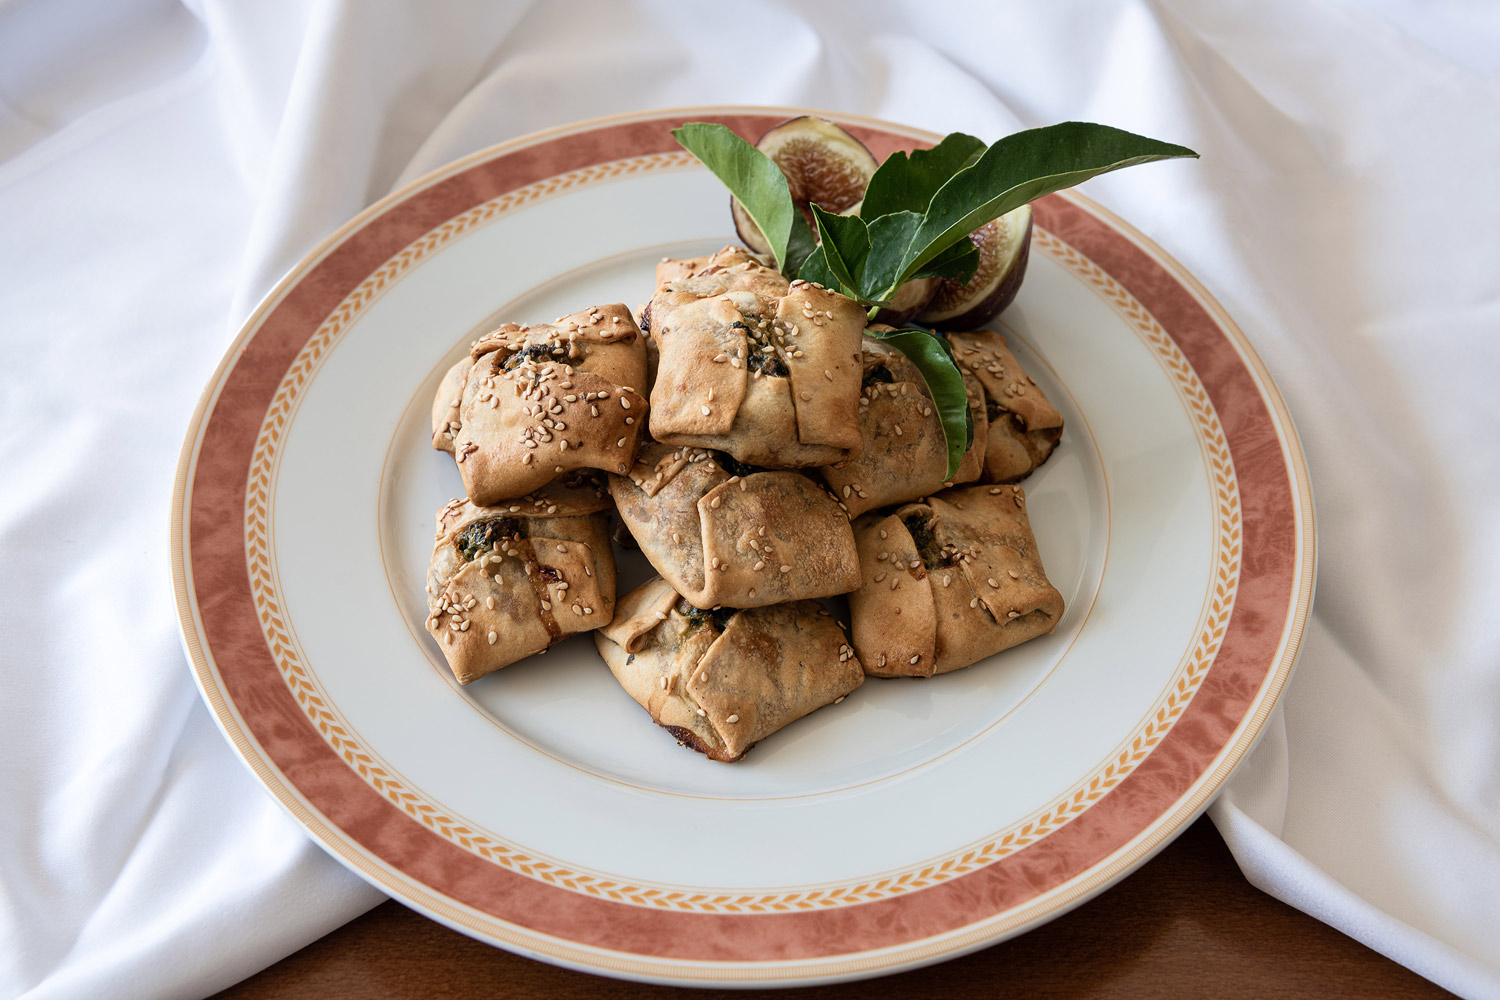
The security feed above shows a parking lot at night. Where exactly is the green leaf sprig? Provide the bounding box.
[672,120,1198,476]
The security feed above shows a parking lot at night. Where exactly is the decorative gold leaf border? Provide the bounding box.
[244,163,1239,913]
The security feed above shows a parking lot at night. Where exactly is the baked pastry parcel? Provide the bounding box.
[432,303,648,506]
[948,329,1064,483]
[425,474,616,684]
[609,442,861,609]
[594,577,863,762]
[817,331,987,518]
[643,246,866,468]
[849,483,1064,678]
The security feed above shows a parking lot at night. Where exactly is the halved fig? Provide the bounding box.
[732,117,879,256]
[873,276,938,325]
[917,205,1034,330]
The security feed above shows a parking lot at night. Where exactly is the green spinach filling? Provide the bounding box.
[901,512,951,570]
[676,598,737,635]
[501,342,559,371]
[714,452,768,479]
[456,517,526,562]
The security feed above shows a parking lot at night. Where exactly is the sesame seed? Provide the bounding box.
[1008,570,1020,579]
[823,370,833,381]
[616,437,626,447]
[620,397,631,409]
[778,564,792,574]
[834,695,846,704]
[659,676,668,689]
[909,654,920,664]
[987,578,999,588]
[486,596,495,609]
[727,714,740,723]
[874,572,886,582]
[799,391,812,401]
[696,708,706,717]
[909,559,921,569]
[654,610,667,620]
[879,529,887,539]
[572,604,582,615]
[1008,610,1021,619]
[877,654,887,667]
[710,496,721,508]
[701,405,712,416]
[487,631,497,644]
[969,598,979,608]
[540,600,551,610]
[753,560,765,571]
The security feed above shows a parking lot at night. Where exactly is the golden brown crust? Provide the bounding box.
[817,336,986,517]
[608,443,861,609]
[424,479,616,684]
[432,304,648,505]
[646,248,864,468]
[849,483,1064,677]
[949,329,1063,483]
[595,578,863,762]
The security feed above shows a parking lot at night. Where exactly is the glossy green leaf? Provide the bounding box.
[897,122,1198,283]
[911,238,979,285]
[866,327,974,479]
[672,123,801,275]
[797,245,840,293]
[859,211,922,302]
[809,205,870,300]
[859,132,986,221]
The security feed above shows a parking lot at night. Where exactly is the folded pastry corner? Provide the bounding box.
[425,473,617,684]
[432,303,648,505]
[644,247,866,468]
[849,482,1063,678]
[594,577,863,762]
[817,332,987,518]
[609,442,861,609]
[949,329,1063,483]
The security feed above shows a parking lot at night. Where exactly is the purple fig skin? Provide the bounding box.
[918,211,1034,330]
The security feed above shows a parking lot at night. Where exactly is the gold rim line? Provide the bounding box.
[171,105,1316,985]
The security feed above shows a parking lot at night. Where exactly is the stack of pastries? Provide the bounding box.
[425,248,1065,762]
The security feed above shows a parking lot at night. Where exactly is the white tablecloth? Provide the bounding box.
[2,2,1497,997]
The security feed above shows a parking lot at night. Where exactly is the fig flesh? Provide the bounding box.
[917,205,1033,330]
[732,117,879,256]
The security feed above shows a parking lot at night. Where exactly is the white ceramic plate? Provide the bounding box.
[172,108,1314,987]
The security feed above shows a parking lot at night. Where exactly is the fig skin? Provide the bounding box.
[732,116,878,258]
[873,276,938,326]
[917,206,1034,331]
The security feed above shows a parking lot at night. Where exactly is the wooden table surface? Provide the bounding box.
[213,816,1453,999]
